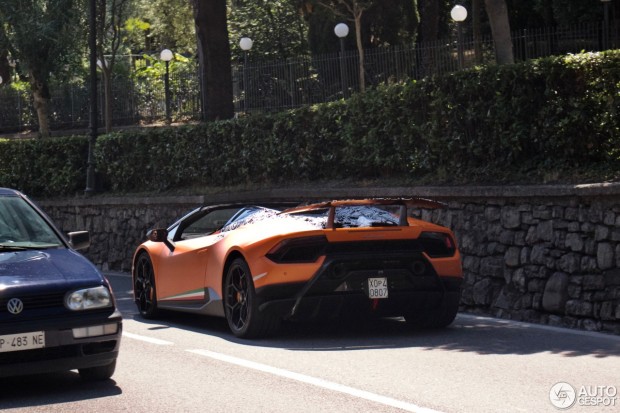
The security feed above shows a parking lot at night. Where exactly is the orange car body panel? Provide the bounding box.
[136,212,463,307]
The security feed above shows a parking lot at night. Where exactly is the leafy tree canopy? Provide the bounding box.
[228,0,309,61]
[0,0,85,83]
[125,0,195,56]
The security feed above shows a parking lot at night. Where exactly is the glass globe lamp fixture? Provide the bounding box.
[160,49,173,62]
[239,37,253,51]
[334,23,349,38]
[450,5,468,22]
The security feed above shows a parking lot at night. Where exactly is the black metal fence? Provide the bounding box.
[0,20,617,134]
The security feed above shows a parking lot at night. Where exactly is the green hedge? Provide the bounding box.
[1,51,619,197]
[0,136,89,196]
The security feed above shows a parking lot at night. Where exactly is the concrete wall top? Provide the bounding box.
[37,182,620,207]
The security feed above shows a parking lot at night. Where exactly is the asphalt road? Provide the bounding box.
[0,272,618,413]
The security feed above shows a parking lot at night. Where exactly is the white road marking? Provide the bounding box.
[123,331,174,345]
[187,349,444,413]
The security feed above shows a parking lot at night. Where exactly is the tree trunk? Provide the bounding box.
[29,72,50,138]
[0,50,10,85]
[417,0,439,77]
[472,0,483,64]
[102,67,113,133]
[353,9,365,92]
[191,0,234,121]
[484,0,514,65]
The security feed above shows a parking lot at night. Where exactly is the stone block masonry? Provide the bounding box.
[38,183,620,334]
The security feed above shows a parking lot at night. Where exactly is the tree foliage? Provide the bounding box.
[0,0,613,137]
[302,0,419,53]
[228,0,309,61]
[125,0,195,55]
[4,51,618,196]
[0,0,85,137]
[97,0,132,132]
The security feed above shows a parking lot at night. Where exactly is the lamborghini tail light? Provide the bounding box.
[266,236,328,263]
[419,232,456,258]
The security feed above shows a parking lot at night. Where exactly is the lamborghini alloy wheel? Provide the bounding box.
[134,252,160,318]
[224,258,280,338]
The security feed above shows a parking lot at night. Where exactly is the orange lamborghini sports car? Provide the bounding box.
[132,199,463,338]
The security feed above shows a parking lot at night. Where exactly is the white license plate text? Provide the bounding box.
[0,331,45,353]
[368,277,388,299]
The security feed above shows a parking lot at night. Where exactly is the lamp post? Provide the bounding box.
[239,37,253,113]
[334,23,349,98]
[160,49,173,124]
[451,5,468,69]
[85,0,97,195]
[601,0,612,50]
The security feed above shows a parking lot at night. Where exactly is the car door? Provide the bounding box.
[155,207,240,304]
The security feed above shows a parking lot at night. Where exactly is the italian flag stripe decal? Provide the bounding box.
[160,288,205,301]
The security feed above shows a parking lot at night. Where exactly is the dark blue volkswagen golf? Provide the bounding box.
[0,188,122,380]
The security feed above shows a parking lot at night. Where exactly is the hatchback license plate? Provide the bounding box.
[0,331,45,353]
[368,277,388,299]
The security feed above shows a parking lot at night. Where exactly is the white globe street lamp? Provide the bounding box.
[239,37,253,52]
[160,49,173,62]
[160,49,173,124]
[239,38,253,112]
[334,23,349,98]
[450,5,468,22]
[334,23,349,39]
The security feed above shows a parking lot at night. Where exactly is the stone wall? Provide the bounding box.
[37,183,620,334]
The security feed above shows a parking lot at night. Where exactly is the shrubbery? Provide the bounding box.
[1,51,619,197]
[0,136,89,196]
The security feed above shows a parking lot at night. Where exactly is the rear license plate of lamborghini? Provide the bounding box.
[367,277,388,299]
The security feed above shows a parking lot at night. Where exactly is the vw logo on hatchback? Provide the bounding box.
[7,298,24,315]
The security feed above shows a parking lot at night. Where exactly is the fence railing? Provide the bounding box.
[0,20,617,134]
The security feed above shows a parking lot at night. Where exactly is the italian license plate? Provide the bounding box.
[367,277,388,299]
[0,331,45,353]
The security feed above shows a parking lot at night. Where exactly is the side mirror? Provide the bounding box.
[147,228,168,242]
[146,228,175,252]
[68,231,90,250]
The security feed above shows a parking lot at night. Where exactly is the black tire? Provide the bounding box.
[404,296,459,330]
[133,252,160,319]
[224,258,280,339]
[79,360,116,381]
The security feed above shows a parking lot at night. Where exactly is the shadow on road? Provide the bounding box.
[0,372,121,408]
[111,274,619,359]
[123,308,620,359]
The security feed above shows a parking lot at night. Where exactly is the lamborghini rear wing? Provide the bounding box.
[281,198,445,229]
